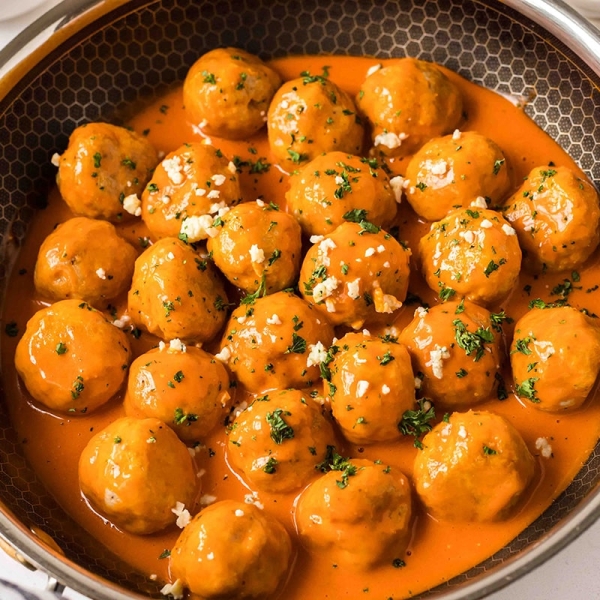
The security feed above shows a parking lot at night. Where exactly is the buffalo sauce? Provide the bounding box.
[2,55,600,599]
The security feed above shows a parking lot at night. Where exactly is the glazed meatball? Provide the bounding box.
[285,152,399,237]
[56,122,158,222]
[227,388,334,493]
[296,459,412,569]
[298,222,411,329]
[414,411,535,522]
[267,72,364,165]
[78,417,197,534]
[124,343,231,442]
[326,333,415,444]
[404,131,511,221]
[170,500,292,599]
[206,200,302,293]
[15,299,131,414]
[183,47,281,140]
[218,291,334,393]
[418,207,522,307]
[510,305,600,411]
[34,217,137,306]
[399,301,502,408]
[357,58,463,158]
[141,143,241,240]
[501,166,600,272]
[128,237,228,343]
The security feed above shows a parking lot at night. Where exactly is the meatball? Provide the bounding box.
[14,299,131,414]
[510,305,600,411]
[128,237,228,343]
[218,290,334,393]
[141,143,241,240]
[206,200,302,293]
[78,417,197,534]
[357,58,463,158]
[326,333,415,444]
[298,222,410,329]
[285,152,399,237]
[414,411,535,522]
[33,217,137,306]
[183,47,281,140]
[398,301,502,408]
[418,207,522,307]
[267,72,364,165]
[296,458,412,569]
[404,131,511,221]
[501,166,600,272]
[56,122,158,222]
[227,388,334,493]
[124,343,231,442]
[170,500,292,599]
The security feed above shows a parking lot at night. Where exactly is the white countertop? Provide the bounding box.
[0,1,599,599]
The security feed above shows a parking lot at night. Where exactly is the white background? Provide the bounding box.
[0,0,599,599]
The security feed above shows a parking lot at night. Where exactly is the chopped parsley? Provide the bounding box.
[398,399,436,449]
[266,408,295,444]
[453,319,494,361]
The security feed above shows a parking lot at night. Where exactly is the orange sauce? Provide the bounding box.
[2,55,600,599]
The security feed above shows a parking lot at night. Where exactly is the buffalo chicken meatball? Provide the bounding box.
[414,411,535,522]
[128,238,228,343]
[326,333,415,444]
[404,131,511,221]
[299,222,410,329]
[170,500,292,599]
[218,291,334,393]
[78,417,197,534]
[183,47,281,140]
[296,458,412,569]
[267,72,364,165]
[285,152,399,237]
[34,217,137,306]
[15,299,131,414]
[227,388,334,493]
[501,166,600,272]
[399,301,502,408]
[141,143,241,240]
[510,305,600,411]
[418,207,522,307]
[56,122,158,222]
[124,342,231,442]
[357,58,463,158]
[206,200,302,293]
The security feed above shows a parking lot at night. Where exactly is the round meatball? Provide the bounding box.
[34,217,137,306]
[298,222,411,329]
[510,305,600,411]
[418,207,522,307]
[56,122,158,222]
[326,333,415,444]
[15,299,131,414]
[128,237,228,343]
[404,131,511,221]
[227,388,334,493]
[124,343,231,442]
[218,291,334,393]
[183,47,281,140]
[206,200,302,293]
[357,58,463,158]
[296,459,412,569]
[501,166,600,272]
[285,152,399,237]
[414,411,535,522]
[170,500,292,599]
[267,73,364,165]
[398,301,502,408]
[79,417,197,534]
[141,143,241,240]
